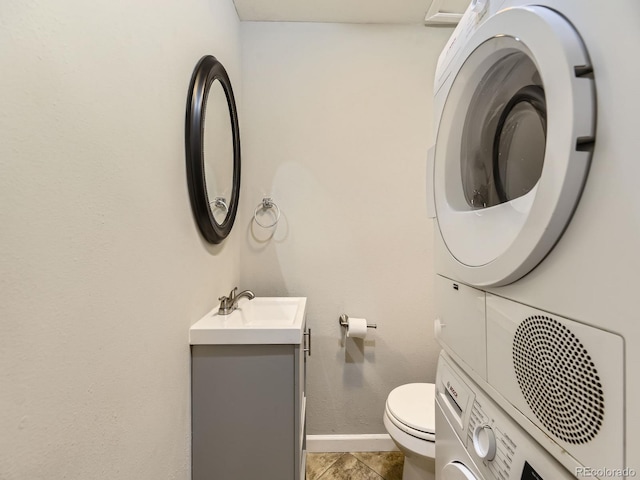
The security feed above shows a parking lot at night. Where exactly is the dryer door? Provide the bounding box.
[433,6,595,287]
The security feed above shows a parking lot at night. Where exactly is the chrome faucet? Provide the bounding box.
[218,287,255,315]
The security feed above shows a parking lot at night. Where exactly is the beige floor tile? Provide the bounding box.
[316,453,384,480]
[306,453,345,480]
[352,452,404,480]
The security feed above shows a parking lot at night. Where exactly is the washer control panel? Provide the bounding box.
[436,353,577,480]
[468,399,518,479]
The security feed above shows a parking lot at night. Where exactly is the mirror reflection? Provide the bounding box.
[203,80,234,225]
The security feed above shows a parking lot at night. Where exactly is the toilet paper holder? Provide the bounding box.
[339,314,377,329]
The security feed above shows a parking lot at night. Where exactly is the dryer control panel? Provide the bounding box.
[436,353,577,480]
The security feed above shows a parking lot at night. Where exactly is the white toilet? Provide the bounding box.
[383,383,436,480]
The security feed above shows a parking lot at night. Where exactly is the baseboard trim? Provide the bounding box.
[306,434,398,453]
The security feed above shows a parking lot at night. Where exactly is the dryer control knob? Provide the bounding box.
[472,425,497,461]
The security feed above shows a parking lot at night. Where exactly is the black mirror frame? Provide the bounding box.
[185,55,241,244]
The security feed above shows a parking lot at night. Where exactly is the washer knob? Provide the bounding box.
[472,425,497,461]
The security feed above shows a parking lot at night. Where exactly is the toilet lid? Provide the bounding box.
[386,383,436,434]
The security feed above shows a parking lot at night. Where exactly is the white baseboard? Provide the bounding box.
[306,434,398,453]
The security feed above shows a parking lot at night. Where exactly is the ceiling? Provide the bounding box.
[233,0,472,25]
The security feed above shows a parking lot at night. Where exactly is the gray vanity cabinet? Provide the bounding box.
[191,324,308,480]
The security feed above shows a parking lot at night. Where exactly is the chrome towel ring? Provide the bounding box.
[211,197,229,214]
[254,197,280,228]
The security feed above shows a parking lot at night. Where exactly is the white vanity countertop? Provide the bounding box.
[189,297,307,345]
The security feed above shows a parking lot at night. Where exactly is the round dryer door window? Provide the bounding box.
[433,6,596,287]
[461,53,547,210]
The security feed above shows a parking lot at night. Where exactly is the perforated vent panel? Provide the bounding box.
[513,315,604,445]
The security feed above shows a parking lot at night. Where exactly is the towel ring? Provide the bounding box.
[211,197,229,214]
[254,197,280,228]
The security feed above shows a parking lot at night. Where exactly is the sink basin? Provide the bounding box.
[189,297,307,345]
[240,298,299,326]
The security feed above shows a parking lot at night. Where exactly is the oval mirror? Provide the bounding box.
[185,55,240,244]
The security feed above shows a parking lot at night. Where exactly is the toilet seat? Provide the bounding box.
[385,383,435,442]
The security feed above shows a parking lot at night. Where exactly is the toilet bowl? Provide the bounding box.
[383,383,436,480]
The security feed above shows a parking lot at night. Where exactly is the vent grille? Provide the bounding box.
[513,315,604,445]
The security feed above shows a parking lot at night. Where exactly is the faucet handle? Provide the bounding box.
[228,287,238,300]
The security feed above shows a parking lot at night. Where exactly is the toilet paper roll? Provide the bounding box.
[347,317,368,339]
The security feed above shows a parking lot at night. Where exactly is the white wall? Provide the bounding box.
[0,0,241,478]
[240,22,453,434]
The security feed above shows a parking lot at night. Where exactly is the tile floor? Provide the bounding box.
[306,451,404,480]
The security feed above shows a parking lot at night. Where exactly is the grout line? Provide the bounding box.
[352,451,403,480]
[356,456,386,480]
[311,452,346,480]
[312,452,389,480]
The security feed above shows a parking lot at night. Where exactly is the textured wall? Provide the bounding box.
[0,0,241,478]
[239,22,453,434]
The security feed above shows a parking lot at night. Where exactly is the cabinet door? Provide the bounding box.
[192,344,296,480]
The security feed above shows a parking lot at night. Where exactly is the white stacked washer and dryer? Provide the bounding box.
[428,0,640,478]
